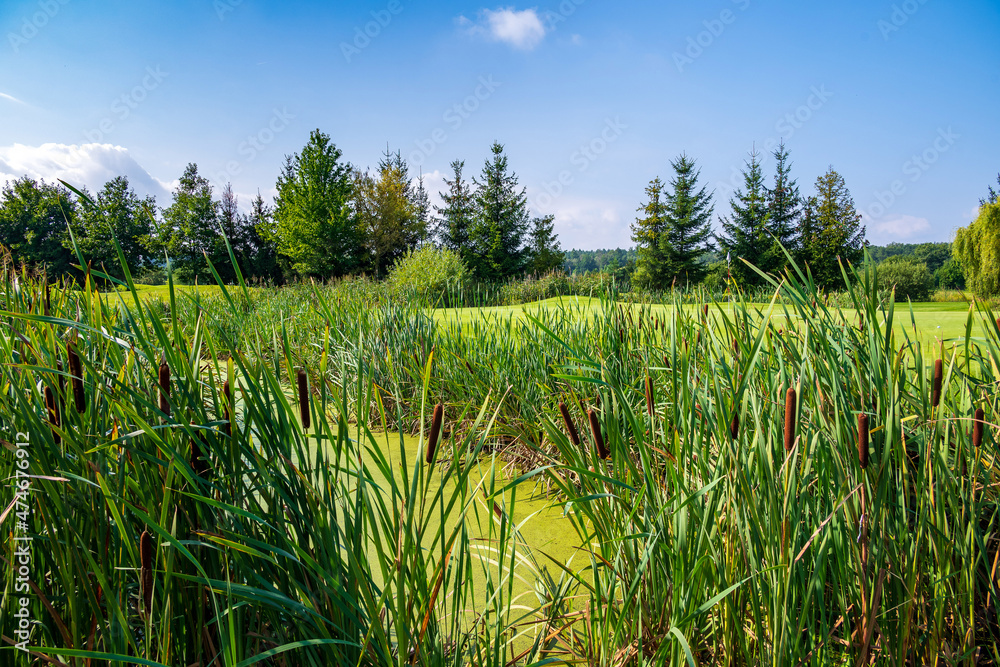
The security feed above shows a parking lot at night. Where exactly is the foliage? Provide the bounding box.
[876,255,934,301]
[469,142,530,281]
[954,202,1000,297]
[631,176,672,289]
[272,129,360,278]
[385,244,468,305]
[149,163,222,283]
[934,257,965,289]
[563,248,638,275]
[763,141,801,273]
[525,214,564,275]
[434,159,475,267]
[0,176,77,277]
[798,166,866,289]
[73,176,156,280]
[354,150,424,277]
[662,153,715,284]
[718,149,771,286]
[981,172,999,206]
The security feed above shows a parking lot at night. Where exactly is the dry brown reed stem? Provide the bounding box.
[558,402,581,448]
[931,359,943,407]
[974,408,985,448]
[158,357,170,416]
[67,342,85,413]
[858,413,870,469]
[44,385,60,444]
[426,403,444,465]
[297,369,310,430]
[140,529,154,614]
[784,387,797,452]
[588,409,609,459]
[644,376,654,417]
[730,411,740,441]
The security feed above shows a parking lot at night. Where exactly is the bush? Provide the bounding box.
[877,256,934,301]
[386,246,468,306]
[934,258,965,289]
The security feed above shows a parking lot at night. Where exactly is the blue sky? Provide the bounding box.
[1,0,997,249]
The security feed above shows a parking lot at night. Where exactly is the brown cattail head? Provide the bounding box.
[44,385,60,444]
[974,408,985,448]
[558,402,581,448]
[158,357,171,416]
[645,376,654,417]
[44,283,50,317]
[221,379,232,437]
[191,436,210,478]
[588,409,609,459]
[931,359,943,407]
[703,304,709,319]
[426,403,444,465]
[67,342,85,413]
[730,411,740,441]
[297,369,310,430]
[140,529,154,613]
[857,413,870,469]
[784,387,796,452]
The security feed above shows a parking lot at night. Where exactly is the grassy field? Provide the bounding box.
[3,266,998,665]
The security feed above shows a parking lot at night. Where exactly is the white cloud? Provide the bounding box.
[462,7,547,50]
[413,169,447,214]
[0,92,26,105]
[866,213,931,243]
[529,193,631,250]
[0,143,174,203]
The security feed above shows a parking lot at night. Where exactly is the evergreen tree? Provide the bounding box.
[150,163,220,283]
[718,150,770,285]
[525,214,564,275]
[272,130,359,278]
[354,151,423,277]
[662,153,714,285]
[763,141,801,274]
[74,175,155,279]
[244,191,281,282]
[631,177,671,289]
[435,159,475,265]
[0,177,77,277]
[469,142,530,281]
[799,167,866,289]
[412,171,431,246]
[981,173,1000,206]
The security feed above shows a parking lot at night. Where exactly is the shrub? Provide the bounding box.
[386,246,468,306]
[934,258,965,289]
[877,256,934,301]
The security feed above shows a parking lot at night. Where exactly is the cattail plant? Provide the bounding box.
[221,379,232,437]
[588,409,609,460]
[426,403,444,465]
[297,369,310,430]
[931,359,942,407]
[857,413,870,469]
[191,436,210,479]
[730,411,740,441]
[973,407,985,448]
[558,402,581,448]
[158,356,171,417]
[44,385,60,445]
[784,387,796,452]
[644,375,654,417]
[67,341,85,413]
[140,529,154,615]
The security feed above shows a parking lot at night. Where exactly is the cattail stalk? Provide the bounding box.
[67,342,85,413]
[426,403,444,465]
[191,436,209,478]
[858,413,870,469]
[784,387,796,452]
[158,357,171,417]
[644,376,654,417]
[297,369,310,430]
[931,359,942,407]
[973,408,985,448]
[558,402,581,448]
[588,409,609,460]
[45,386,60,444]
[221,379,232,437]
[140,529,154,615]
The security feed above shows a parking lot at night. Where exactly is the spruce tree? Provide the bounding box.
[470,142,529,281]
[763,141,801,275]
[663,154,714,285]
[718,150,770,286]
[526,214,564,275]
[153,163,220,283]
[799,167,866,289]
[631,177,671,289]
[435,160,475,264]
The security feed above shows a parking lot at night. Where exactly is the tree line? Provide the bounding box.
[0,130,565,284]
